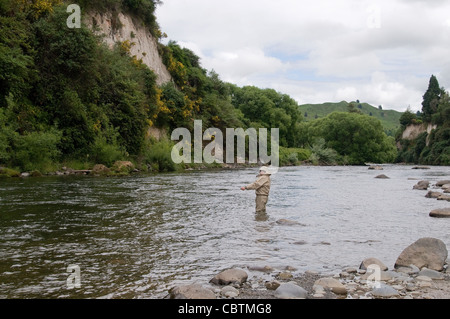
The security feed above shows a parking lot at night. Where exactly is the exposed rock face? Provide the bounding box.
[402,123,437,145]
[85,11,172,85]
[394,237,448,271]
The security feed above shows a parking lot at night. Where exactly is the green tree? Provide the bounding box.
[307,112,397,164]
[0,13,35,108]
[230,86,302,147]
[399,109,417,127]
[422,75,444,122]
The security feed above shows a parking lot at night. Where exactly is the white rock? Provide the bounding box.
[372,284,399,298]
[418,268,445,280]
[275,283,308,299]
[221,285,239,298]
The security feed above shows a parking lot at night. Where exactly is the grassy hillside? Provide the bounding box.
[299,101,403,136]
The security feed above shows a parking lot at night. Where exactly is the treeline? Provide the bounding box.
[0,0,403,175]
[396,75,450,165]
[1,0,162,173]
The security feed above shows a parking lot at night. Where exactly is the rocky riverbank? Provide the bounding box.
[168,237,450,299]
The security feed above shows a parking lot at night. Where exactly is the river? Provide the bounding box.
[1,165,449,299]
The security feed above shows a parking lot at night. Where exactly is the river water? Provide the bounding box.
[1,165,449,299]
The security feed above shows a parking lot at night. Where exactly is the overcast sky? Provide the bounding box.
[156,0,450,112]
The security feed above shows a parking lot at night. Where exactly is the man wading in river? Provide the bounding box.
[241,166,271,212]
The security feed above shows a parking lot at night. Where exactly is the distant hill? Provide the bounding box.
[299,101,403,136]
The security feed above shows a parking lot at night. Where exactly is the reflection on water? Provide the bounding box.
[1,165,450,299]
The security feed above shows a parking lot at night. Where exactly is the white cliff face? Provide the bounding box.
[85,11,172,86]
[402,123,437,140]
[402,123,437,147]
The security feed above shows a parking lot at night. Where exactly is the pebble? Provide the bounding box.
[205,249,449,300]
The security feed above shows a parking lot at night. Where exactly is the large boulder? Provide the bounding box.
[425,191,443,198]
[437,194,450,201]
[210,268,248,285]
[436,180,450,187]
[430,208,450,218]
[169,284,216,299]
[413,180,430,190]
[394,237,448,271]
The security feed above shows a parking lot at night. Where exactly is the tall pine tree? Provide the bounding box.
[422,75,444,122]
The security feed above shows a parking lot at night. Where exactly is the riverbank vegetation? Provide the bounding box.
[396,75,450,165]
[0,1,448,177]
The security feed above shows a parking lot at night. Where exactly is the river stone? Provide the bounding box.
[314,277,347,295]
[426,191,443,198]
[371,284,399,298]
[210,269,248,285]
[221,286,239,298]
[416,275,432,282]
[275,282,308,299]
[430,208,450,218]
[265,280,281,290]
[413,180,430,190]
[396,264,420,275]
[437,194,450,201]
[169,284,216,299]
[375,174,390,179]
[436,180,450,187]
[359,258,388,271]
[360,269,401,282]
[418,268,445,280]
[441,184,450,190]
[394,237,448,271]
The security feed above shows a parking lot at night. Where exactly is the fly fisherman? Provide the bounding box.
[241,166,271,213]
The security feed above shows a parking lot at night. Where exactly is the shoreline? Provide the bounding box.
[1,161,447,179]
[169,260,450,300]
